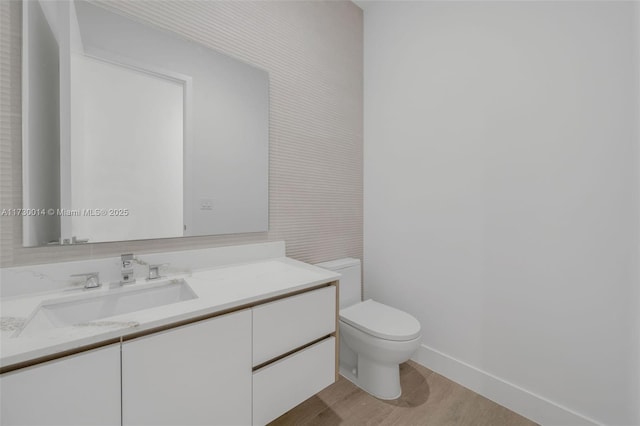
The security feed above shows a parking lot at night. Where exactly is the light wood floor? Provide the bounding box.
[269,361,538,426]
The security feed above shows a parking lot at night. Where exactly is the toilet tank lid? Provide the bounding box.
[315,258,360,271]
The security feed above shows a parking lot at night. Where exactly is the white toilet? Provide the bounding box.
[316,258,421,400]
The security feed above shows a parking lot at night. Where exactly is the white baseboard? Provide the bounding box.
[411,344,600,426]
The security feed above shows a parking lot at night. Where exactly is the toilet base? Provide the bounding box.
[338,321,421,401]
[339,356,402,400]
[357,355,402,400]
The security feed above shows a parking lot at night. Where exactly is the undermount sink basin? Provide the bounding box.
[16,279,197,338]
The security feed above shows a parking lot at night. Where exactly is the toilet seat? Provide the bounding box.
[339,299,421,342]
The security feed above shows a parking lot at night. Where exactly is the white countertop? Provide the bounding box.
[0,257,340,370]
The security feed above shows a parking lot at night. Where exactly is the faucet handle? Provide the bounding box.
[71,272,101,289]
[121,253,134,269]
[147,264,163,280]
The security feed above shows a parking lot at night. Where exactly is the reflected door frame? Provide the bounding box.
[64,46,193,243]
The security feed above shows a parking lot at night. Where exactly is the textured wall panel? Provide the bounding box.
[0,0,363,267]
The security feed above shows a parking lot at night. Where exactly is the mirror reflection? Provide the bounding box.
[23,0,269,247]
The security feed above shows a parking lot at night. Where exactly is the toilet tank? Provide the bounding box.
[315,258,361,310]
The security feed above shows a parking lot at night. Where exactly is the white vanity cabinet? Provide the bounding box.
[252,286,337,425]
[0,344,121,426]
[121,309,252,426]
[1,281,338,426]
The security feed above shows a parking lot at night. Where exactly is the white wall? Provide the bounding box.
[363,2,639,425]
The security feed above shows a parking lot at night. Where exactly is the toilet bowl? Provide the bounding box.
[340,300,421,399]
[315,259,421,400]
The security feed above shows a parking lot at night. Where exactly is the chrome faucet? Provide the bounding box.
[120,253,136,284]
[71,272,101,289]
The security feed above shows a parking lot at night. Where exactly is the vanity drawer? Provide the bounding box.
[252,285,336,366]
[252,337,335,426]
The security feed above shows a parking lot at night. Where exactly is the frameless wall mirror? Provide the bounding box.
[22,0,269,247]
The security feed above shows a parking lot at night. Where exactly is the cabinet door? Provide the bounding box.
[122,310,252,426]
[253,337,335,425]
[253,286,336,366]
[0,344,121,426]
